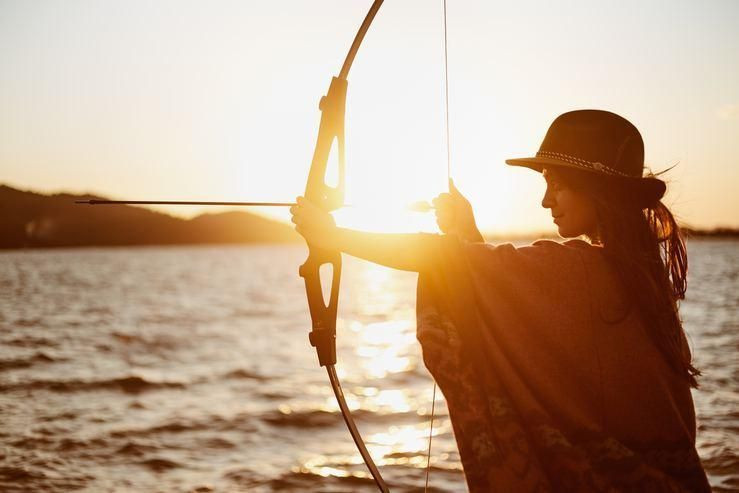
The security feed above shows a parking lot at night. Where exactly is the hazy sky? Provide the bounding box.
[1,0,737,233]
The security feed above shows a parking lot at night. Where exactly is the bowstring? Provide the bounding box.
[443,0,451,186]
[424,382,437,491]
[425,1,451,491]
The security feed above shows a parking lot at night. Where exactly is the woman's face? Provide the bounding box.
[541,168,598,238]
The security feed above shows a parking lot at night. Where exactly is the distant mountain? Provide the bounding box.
[682,227,739,238]
[0,184,300,248]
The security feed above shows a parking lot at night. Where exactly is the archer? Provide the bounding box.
[290,109,711,492]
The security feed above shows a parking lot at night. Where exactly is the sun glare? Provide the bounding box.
[334,204,439,233]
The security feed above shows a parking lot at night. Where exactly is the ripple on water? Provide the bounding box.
[0,242,734,492]
[0,375,187,394]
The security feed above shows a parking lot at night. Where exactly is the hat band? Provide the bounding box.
[536,150,632,178]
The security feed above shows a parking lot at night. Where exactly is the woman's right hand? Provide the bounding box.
[432,179,484,242]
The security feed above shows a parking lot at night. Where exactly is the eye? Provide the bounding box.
[548,179,564,191]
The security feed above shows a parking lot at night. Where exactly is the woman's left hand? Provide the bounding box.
[290,196,339,250]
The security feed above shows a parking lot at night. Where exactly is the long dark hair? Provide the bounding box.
[557,167,700,388]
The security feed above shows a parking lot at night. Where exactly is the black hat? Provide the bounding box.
[506,110,665,207]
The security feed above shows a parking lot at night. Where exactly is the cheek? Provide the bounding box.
[581,201,598,227]
[555,190,576,214]
[558,191,596,232]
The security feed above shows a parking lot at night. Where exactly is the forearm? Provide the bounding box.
[335,228,440,272]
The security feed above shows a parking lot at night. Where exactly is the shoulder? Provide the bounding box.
[482,240,609,286]
[478,238,601,260]
[460,239,594,279]
[531,238,598,252]
[446,237,604,275]
[524,238,604,263]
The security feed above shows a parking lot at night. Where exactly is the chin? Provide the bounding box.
[556,225,581,239]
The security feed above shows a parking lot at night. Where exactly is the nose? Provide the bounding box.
[541,184,555,209]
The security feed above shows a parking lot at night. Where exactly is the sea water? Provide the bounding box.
[0,240,736,492]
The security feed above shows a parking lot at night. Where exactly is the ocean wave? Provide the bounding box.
[11,318,45,328]
[109,420,206,438]
[222,466,381,492]
[0,463,94,492]
[38,410,78,422]
[109,414,256,439]
[138,457,182,472]
[701,447,739,476]
[9,436,55,449]
[0,375,186,394]
[201,436,236,449]
[116,440,161,456]
[223,368,270,381]
[230,307,275,318]
[1,336,59,348]
[111,331,184,351]
[0,351,58,371]
[0,466,46,483]
[261,409,340,428]
[263,469,380,492]
[261,407,422,428]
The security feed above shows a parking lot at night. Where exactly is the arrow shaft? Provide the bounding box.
[76,200,295,207]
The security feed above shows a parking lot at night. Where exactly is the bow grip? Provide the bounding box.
[301,75,348,367]
[300,249,341,366]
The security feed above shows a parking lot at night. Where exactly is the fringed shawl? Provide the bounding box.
[416,237,710,492]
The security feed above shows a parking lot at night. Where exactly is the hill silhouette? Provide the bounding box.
[2,184,736,249]
[0,184,300,248]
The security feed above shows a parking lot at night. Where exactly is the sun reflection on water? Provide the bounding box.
[294,455,362,478]
[297,258,448,480]
[373,389,412,413]
[350,320,417,379]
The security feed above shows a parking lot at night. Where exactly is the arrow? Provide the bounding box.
[75,199,434,212]
[75,200,295,206]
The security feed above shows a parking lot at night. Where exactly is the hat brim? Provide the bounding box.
[506,156,578,173]
[505,156,666,207]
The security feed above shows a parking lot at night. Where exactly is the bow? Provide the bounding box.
[76,2,442,489]
[298,1,388,491]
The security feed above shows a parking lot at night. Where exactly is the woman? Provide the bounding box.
[291,110,711,491]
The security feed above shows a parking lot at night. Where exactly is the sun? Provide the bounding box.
[334,203,439,234]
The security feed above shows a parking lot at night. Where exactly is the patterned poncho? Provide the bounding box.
[416,237,710,492]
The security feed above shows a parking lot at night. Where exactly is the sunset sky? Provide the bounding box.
[1,0,737,234]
